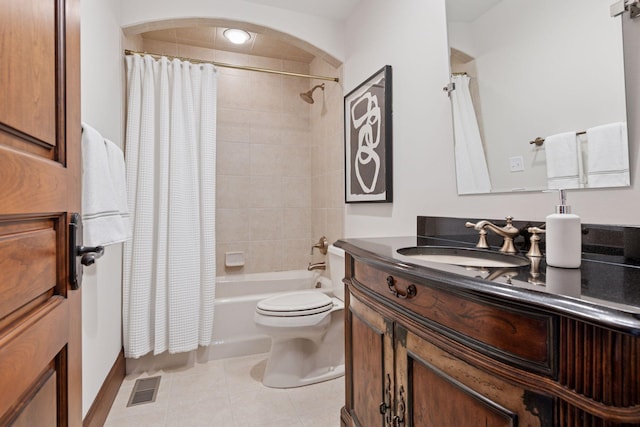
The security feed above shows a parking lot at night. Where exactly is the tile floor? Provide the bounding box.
[104,353,345,426]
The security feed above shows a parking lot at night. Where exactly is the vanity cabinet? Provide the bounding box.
[348,295,545,426]
[340,251,640,427]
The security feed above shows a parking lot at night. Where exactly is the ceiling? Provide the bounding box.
[242,0,360,20]
[446,0,502,22]
[240,0,501,22]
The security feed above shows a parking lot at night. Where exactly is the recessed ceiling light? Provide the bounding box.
[223,28,251,45]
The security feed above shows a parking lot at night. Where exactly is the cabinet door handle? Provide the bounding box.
[387,276,417,300]
[392,385,406,427]
[379,373,392,426]
[379,401,389,414]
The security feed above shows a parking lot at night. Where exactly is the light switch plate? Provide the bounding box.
[509,156,525,172]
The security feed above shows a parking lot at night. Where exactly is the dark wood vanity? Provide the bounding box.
[337,217,640,427]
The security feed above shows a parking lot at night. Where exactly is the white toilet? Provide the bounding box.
[254,244,345,388]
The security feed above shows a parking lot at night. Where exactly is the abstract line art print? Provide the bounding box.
[344,65,392,203]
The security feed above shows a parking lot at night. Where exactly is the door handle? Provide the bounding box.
[78,244,105,266]
[69,213,104,289]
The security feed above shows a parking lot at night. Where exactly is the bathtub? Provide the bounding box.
[203,269,331,361]
[125,269,329,374]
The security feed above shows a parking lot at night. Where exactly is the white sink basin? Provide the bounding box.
[397,246,530,268]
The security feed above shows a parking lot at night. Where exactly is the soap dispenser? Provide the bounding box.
[545,189,582,268]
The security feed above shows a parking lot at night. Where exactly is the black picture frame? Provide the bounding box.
[344,65,392,203]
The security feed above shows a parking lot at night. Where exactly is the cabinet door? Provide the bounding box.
[396,327,553,427]
[347,293,395,427]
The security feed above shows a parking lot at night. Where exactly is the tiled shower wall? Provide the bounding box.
[124,34,343,275]
[309,59,345,266]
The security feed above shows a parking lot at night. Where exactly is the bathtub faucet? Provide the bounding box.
[308,262,326,271]
[311,236,329,255]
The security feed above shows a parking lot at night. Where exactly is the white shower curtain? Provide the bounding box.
[123,54,217,358]
[450,74,492,194]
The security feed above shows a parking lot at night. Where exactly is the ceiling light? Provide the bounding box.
[223,28,251,45]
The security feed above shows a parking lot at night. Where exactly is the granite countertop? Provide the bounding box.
[336,234,640,335]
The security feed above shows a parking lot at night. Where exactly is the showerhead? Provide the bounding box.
[300,83,325,104]
[300,92,315,104]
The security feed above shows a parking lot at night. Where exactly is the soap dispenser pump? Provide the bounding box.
[545,189,582,268]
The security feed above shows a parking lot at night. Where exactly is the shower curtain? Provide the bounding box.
[123,54,217,358]
[450,74,492,194]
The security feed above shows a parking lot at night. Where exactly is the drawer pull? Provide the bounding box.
[387,276,417,300]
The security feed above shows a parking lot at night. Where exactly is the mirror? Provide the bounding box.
[446,0,630,194]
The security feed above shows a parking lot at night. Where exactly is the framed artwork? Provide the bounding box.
[344,65,392,203]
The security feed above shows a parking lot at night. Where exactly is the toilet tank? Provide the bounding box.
[328,245,345,301]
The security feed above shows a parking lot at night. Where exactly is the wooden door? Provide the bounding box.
[0,0,82,425]
[346,293,395,427]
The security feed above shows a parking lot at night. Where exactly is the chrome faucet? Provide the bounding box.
[465,216,521,254]
[308,262,326,271]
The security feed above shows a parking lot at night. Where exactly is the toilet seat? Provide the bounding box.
[256,291,333,317]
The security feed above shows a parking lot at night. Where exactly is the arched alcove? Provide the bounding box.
[121,17,345,277]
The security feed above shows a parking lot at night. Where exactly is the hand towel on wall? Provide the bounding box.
[545,131,581,190]
[586,122,629,187]
[81,122,131,247]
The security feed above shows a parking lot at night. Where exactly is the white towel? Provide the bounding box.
[545,131,581,190]
[81,123,131,246]
[586,122,629,188]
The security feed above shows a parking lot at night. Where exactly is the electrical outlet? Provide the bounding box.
[509,156,525,172]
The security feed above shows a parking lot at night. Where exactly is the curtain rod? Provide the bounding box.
[124,49,339,82]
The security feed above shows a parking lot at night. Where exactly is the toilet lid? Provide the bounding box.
[256,291,333,317]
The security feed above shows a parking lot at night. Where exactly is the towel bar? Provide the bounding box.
[529,130,586,146]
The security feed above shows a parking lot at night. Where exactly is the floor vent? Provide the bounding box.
[127,376,161,407]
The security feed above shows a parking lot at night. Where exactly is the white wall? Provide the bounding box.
[343,0,456,237]
[343,0,640,238]
[119,0,345,63]
[80,0,124,418]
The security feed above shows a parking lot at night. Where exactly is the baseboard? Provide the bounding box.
[83,348,125,427]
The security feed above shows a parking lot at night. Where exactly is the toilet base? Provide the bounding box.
[262,336,345,388]
[263,360,345,388]
[260,308,345,388]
